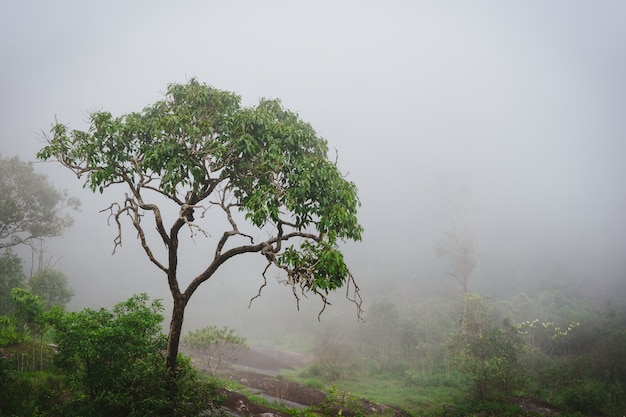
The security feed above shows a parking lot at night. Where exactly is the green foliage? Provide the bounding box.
[37,79,362,299]
[29,268,74,309]
[53,294,165,384]
[0,371,69,417]
[0,249,25,316]
[10,287,45,342]
[460,326,525,401]
[557,377,608,415]
[37,79,362,241]
[447,296,526,402]
[0,154,79,250]
[182,325,248,374]
[0,315,20,345]
[50,293,220,417]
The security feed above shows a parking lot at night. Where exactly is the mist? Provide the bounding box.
[1,1,625,343]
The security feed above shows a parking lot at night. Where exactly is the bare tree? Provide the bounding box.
[436,191,479,336]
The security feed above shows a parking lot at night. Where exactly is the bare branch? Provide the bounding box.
[100,199,168,274]
[248,261,271,308]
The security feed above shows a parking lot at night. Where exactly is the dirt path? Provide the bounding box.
[187,345,410,417]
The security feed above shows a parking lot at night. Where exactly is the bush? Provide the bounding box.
[0,371,69,417]
[558,378,608,415]
[182,325,248,374]
[51,294,222,417]
[458,326,525,401]
[305,378,325,390]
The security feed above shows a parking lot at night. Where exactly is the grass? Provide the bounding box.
[289,365,465,417]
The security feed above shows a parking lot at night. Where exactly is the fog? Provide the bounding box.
[2,1,625,340]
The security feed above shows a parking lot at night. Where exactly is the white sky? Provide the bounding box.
[1,1,625,323]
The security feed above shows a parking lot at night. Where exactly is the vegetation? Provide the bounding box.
[182,325,248,374]
[0,80,623,416]
[2,269,625,416]
[29,268,74,309]
[293,290,626,416]
[37,78,363,373]
[0,154,79,251]
[0,294,221,417]
[0,250,25,316]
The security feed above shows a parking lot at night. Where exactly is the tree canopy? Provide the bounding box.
[37,78,363,372]
[29,268,74,309]
[0,155,80,250]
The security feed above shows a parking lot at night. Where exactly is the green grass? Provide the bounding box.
[289,366,465,417]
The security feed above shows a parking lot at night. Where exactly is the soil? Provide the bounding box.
[187,345,410,417]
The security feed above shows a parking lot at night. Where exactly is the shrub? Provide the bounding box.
[182,325,248,374]
[558,378,607,415]
[51,294,222,417]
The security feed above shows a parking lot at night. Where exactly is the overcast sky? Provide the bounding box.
[1,1,625,325]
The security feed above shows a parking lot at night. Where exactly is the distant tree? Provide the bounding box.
[0,250,25,316]
[29,267,74,309]
[38,79,363,374]
[0,154,79,251]
[182,325,248,374]
[436,209,478,336]
[361,299,400,370]
[313,326,355,381]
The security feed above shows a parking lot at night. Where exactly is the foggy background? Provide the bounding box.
[1,1,625,340]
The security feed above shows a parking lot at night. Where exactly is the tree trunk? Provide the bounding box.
[461,274,469,337]
[166,296,186,373]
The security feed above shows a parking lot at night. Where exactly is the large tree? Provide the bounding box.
[37,79,363,373]
[0,155,79,250]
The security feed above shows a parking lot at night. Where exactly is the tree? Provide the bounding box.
[37,79,363,373]
[361,299,400,371]
[9,288,45,371]
[29,267,74,309]
[182,325,248,374]
[0,154,79,251]
[436,208,478,336]
[0,250,25,316]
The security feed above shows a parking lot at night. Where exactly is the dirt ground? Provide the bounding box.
[188,345,410,417]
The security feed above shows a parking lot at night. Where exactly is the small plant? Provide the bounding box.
[305,378,325,390]
[182,325,248,374]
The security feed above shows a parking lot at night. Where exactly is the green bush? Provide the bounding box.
[458,326,525,401]
[51,294,222,417]
[0,371,69,417]
[305,378,325,390]
[558,378,607,415]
